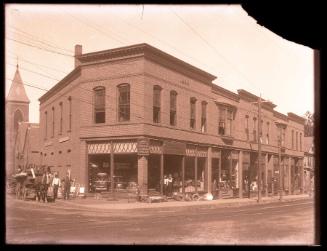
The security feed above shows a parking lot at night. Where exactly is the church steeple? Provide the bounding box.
[6,64,30,103]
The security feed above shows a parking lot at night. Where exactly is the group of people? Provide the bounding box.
[15,167,72,203]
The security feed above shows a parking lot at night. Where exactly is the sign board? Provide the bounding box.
[137,138,150,155]
[163,141,186,155]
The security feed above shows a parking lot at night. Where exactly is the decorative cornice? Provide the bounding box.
[212,84,240,102]
[273,111,289,122]
[237,89,276,111]
[287,112,306,124]
[78,43,217,85]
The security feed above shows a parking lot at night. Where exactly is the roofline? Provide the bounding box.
[78,43,217,84]
[237,89,277,110]
[39,66,81,103]
[287,112,306,124]
[273,110,289,122]
[211,84,240,102]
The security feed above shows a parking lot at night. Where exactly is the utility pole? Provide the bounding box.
[257,95,262,203]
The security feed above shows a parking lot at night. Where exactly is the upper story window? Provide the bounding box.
[118,83,130,122]
[68,96,72,131]
[291,130,294,149]
[52,107,55,138]
[281,128,286,147]
[300,133,302,151]
[190,97,197,129]
[44,111,48,140]
[253,117,257,142]
[245,115,249,140]
[59,102,63,135]
[153,85,162,123]
[201,101,207,133]
[94,87,105,124]
[266,122,270,144]
[170,90,177,126]
[218,105,234,136]
[296,131,298,150]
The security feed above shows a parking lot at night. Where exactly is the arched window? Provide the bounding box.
[94,87,105,124]
[170,90,177,126]
[118,84,130,122]
[13,109,23,133]
[153,85,162,123]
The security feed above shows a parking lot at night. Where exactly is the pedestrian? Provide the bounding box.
[167,174,173,197]
[52,172,61,202]
[163,175,168,196]
[41,167,52,203]
[63,171,71,200]
[34,168,43,202]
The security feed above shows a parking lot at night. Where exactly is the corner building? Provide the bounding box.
[39,43,305,197]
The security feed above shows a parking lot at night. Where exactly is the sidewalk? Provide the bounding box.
[52,193,312,211]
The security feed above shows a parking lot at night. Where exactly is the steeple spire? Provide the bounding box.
[6,65,30,103]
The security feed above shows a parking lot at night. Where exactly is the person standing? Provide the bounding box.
[167,174,173,197]
[63,172,71,200]
[34,169,43,202]
[52,172,61,202]
[163,175,168,196]
[41,167,52,202]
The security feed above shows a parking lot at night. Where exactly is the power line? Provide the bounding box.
[6,37,74,58]
[170,7,262,94]
[7,63,60,81]
[8,25,74,54]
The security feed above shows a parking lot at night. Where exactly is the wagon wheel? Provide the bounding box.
[192,193,200,201]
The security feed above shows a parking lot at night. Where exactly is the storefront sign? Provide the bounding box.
[163,141,186,155]
[137,138,150,155]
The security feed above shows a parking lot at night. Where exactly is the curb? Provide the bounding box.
[7,194,312,212]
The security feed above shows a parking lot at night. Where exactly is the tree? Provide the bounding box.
[304,111,314,136]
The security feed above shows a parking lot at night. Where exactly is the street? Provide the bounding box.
[6,197,315,245]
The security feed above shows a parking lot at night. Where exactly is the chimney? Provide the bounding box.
[74,44,82,68]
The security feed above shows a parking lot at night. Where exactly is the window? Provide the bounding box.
[190,97,197,129]
[218,106,233,136]
[52,107,55,137]
[94,87,105,124]
[170,90,177,126]
[153,85,162,123]
[201,101,207,133]
[266,122,270,144]
[59,102,63,135]
[245,115,249,140]
[68,96,72,131]
[13,109,23,133]
[296,131,298,150]
[291,130,294,149]
[253,117,257,142]
[118,84,130,122]
[281,128,286,147]
[45,111,48,140]
[300,133,302,151]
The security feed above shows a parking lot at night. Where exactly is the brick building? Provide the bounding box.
[38,43,305,197]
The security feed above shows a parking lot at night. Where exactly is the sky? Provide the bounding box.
[5,4,314,123]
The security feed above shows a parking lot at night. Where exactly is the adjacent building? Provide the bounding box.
[36,43,306,197]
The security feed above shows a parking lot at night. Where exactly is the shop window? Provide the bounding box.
[201,101,207,133]
[118,83,130,122]
[153,85,162,123]
[190,97,197,129]
[170,90,177,126]
[94,87,105,124]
